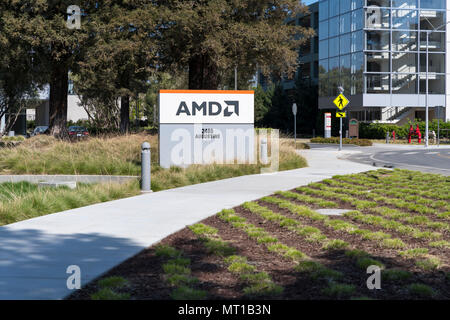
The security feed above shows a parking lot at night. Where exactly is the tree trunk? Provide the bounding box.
[120,95,130,134]
[188,53,220,90]
[49,62,69,137]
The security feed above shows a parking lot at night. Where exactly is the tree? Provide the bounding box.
[254,85,274,127]
[264,84,293,131]
[0,5,41,135]
[144,71,188,128]
[0,0,91,137]
[159,0,314,90]
[293,77,319,135]
[74,1,159,133]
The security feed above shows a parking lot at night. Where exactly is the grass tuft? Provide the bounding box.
[382,269,412,282]
[356,257,385,270]
[155,245,181,259]
[408,283,436,298]
[189,224,218,237]
[90,288,130,300]
[170,286,207,300]
[322,283,356,298]
[98,276,128,289]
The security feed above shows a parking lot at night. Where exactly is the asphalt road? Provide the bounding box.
[308,143,450,176]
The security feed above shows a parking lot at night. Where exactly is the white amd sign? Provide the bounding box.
[159,90,255,168]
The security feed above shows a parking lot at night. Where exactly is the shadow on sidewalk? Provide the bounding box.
[0,227,144,300]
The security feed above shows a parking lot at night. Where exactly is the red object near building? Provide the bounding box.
[408,125,422,144]
[392,131,396,142]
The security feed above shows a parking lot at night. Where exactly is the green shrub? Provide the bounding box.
[162,262,191,276]
[408,283,436,298]
[98,276,128,289]
[360,120,450,140]
[322,239,349,251]
[382,269,412,282]
[91,288,130,300]
[415,256,441,271]
[170,286,207,300]
[154,245,181,259]
[428,240,450,248]
[203,239,236,257]
[322,283,355,298]
[295,261,342,281]
[398,248,429,259]
[356,257,385,270]
[228,262,256,274]
[240,272,271,283]
[243,282,283,297]
[310,137,372,146]
[381,238,406,249]
[345,249,370,259]
[224,255,247,265]
[166,274,199,287]
[189,223,218,237]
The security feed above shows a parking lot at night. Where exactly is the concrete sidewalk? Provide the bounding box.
[0,149,373,300]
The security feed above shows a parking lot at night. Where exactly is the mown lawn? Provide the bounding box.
[0,134,307,192]
[69,169,450,300]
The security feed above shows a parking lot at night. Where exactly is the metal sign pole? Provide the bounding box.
[294,115,297,149]
[425,31,429,148]
[337,87,344,151]
[437,106,440,147]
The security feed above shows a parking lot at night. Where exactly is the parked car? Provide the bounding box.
[68,126,89,138]
[28,126,49,137]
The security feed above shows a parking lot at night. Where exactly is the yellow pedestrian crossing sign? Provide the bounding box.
[333,94,349,110]
[336,111,346,118]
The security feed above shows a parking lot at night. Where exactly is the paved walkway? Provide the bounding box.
[0,149,373,299]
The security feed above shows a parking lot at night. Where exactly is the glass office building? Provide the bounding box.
[318,0,449,123]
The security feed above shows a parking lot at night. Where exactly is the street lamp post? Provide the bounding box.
[425,30,429,148]
[422,19,450,148]
[338,86,344,151]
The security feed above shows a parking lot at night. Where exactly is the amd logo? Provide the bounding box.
[176,101,239,117]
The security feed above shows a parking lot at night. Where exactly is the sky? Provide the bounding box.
[302,0,318,5]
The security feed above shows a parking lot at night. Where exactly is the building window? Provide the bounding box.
[367,0,391,7]
[392,73,418,94]
[366,52,390,72]
[366,31,390,51]
[392,52,417,73]
[419,53,445,73]
[419,31,445,52]
[392,0,418,9]
[319,0,329,21]
[319,20,329,40]
[392,30,418,51]
[340,34,351,55]
[329,37,340,57]
[392,9,418,30]
[420,0,446,10]
[367,7,390,29]
[319,40,329,60]
[329,0,339,18]
[365,73,390,93]
[329,16,340,37]
[419,10,445,30]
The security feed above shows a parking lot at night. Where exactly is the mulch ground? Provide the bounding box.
[67,195,450,300]
[67,170,450,300]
